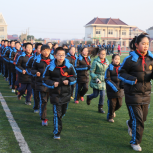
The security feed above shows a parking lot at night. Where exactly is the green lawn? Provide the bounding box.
[0,54,153,153]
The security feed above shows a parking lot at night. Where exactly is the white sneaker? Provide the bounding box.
[126,120,132,137]
[131,144,142,151]
[12,89,15,93]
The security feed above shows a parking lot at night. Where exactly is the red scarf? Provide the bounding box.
[41,59,51,65]
[56,66,73,77]
[137,50,147,71]
[34,50,37,53]
[101,59,108,65]
[17,50,21,52]
[26,55,32,58]
[71,56,76,60]
[114,66,120,76]
[84,57,90,65]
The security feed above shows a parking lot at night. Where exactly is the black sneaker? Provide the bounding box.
[86,95,91,105]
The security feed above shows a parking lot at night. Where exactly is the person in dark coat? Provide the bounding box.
[15,43,33,105]
[31,45,54,125]
[118,33,153,151]
[43,47,77,139]
[0,40,5,75]
[66,46,77,99]
[26,43,42,113]
[105,54,124,122]
[74,47,91,104]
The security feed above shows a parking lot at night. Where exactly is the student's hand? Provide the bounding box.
[63,80,69,85]
[96,78,101,84]
[36,72,41,77]
[135,79,137,84]
[22,70,26,74]
[54,82,59,87]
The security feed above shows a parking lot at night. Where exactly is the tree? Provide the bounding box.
[27,35,34,41]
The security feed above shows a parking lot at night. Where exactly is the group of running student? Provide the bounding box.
[0,32,152,152]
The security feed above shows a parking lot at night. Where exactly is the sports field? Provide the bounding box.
[0,53,153,153]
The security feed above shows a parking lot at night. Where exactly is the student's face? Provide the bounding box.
[48,43,52,49]
[55,50,65,63]
[1,41,4,45]
[41,49,50,58]
[23,40,27,43]
[112,55,120,65]
[4,42,8,46]
[69,47,75,56]
[26,44,33,55]
[54,44,58,50]
[33,44,35,48]
[15,43,21,50]
[11,42,15,48]
[99,50,106,59]
[37,45,42,54]
[135,37,149,53]
[82,48,88,57]
[63,46,68,49]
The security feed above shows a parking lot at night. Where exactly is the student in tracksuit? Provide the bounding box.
[66,46,77,99]
[31,45,54,125]
[26,43,42,113]
[13,42,23,93]
[74,47,91,104]
[3,40,15,89]
[9,42,22,93]
[2,40,9,79]
[15,43,33,105]
[43,47,77,139]
[0,40,5,74]
[87,48,109,113]
[105,54,124,122]
[118,33,153,151]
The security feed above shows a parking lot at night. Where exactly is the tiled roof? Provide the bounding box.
[86,17,128,25]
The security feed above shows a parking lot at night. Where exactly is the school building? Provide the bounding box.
[85,17,144,47]
[0,13,7,41]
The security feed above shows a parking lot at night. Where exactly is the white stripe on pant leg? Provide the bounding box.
[0,92,31,153]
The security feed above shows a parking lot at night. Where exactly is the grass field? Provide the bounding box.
[0,53,153,153]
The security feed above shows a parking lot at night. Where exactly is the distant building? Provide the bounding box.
[0,13,7,41]
[84,17,143,47]
[7,34,19,40]
[146,27,153,39]
[50,38,60,43]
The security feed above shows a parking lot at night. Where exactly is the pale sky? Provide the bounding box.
[0,0,153,40]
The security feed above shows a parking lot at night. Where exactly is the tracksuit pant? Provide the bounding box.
[18,83,32,102]
[39,91,49,120]
[53,103,68,135]
[127,104,149,145]
[75,83,88,101]
[71,84,76,97]
[88,88,105,105]
[107,98,122,119]
[31,83,40,110]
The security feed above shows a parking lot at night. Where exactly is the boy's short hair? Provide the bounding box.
[15,41,21,45]
[54,47,65,55]
[25,43,33,48]
[41,45,50,51]
[35,43,42,49]
[10,40,15,44]
[4,40,8,43]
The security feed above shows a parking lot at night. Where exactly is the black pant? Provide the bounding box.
[39,91,49,120]
[4,61,8,78]
[107,98,122,119]
[11,72,16,89]
[127,104,149,145]
[75,83,88,101]
[18,83,32,102]
[31,84,40,110]
[0,57,2,73]
[71,84,76,97]
[53,103,68,135]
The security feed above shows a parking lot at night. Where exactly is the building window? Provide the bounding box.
[0,19,3,23]
[108,29,113,35]
[0,27,4,32]
[96,31,101,34]
[122,30,126,35]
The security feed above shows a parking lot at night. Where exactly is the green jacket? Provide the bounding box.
[90,56,109,90]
